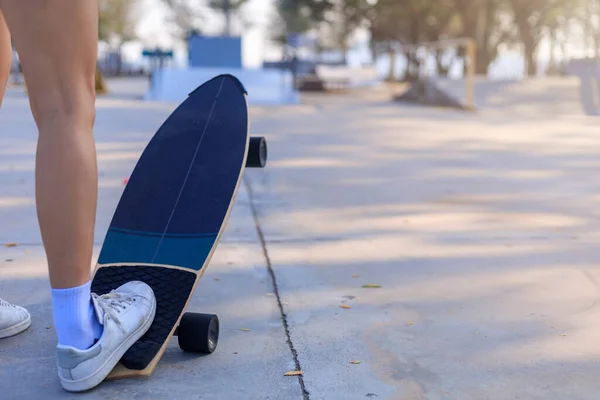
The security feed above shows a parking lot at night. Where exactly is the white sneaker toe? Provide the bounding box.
[0,299,31,339]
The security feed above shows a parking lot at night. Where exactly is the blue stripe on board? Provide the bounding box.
[97,229,217,270]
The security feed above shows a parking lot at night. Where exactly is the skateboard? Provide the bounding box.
[90,74,267,379]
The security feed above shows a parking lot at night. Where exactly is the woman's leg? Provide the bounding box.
[0,0,101,353]
[0,8,32,340]
[0,0,156,391]
[1,0,98,291]
[0,10,11,107]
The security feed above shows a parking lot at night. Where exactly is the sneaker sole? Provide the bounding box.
[59,298,157,392]
[0,313,31,339]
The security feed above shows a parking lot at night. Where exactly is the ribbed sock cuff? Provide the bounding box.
[51,280,103,350]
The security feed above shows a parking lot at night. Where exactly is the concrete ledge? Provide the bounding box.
[145,67,300,105]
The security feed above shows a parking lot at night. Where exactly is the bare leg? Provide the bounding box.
[0,10,11,107]
[0,3,157,390]
[0,0,98,289]
[0,8,33,341]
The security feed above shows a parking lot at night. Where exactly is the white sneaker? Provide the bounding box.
[0,298,31,339]
[55,281,156,392]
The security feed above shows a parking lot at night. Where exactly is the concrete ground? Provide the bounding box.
[2,77,600,399]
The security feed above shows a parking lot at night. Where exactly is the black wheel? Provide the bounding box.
[246,136,267,168]
[177,312,219,354]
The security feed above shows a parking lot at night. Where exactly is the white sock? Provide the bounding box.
[51,280,103,350]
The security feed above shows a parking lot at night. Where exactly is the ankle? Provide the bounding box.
[51,281,103,350]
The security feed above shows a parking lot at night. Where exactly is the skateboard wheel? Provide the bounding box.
[246,136,267,168]
[177,312,219,354]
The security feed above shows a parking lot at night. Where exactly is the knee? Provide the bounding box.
[28,79,96,134]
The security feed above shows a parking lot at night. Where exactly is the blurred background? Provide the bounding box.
[10,0,600,88]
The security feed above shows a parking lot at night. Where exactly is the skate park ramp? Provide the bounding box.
[398,76,593,117]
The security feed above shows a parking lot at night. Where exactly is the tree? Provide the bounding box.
[275,0,588,80]
[161,0,206,40]
[451,0,507,74]
[161,0,252,38]
[543,1,579,73]
[208,0,250,35]
[99,0,140,75]
[506,0,575,75]
[368,0,460,80]
[575,0,600,58]
[319,0,371,63]
[272,0,334,45]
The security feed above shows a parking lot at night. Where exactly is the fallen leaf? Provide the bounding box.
[339,304,352,309]
[233,352,239,354]
[560,334,569,337]
[240,328,251,332]
[349,360,361,364]
[214,277,220,281]
[407,322,414,326]
[284,370,304,376]
[4,243,17,247]
[362,284,382,289]
[352,274,360,279]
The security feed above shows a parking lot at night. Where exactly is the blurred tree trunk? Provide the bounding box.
[548,26,557,74]
[387,48,396,81]
[519,27,538,75]
[507,0,575,77]
[453,0,502,75]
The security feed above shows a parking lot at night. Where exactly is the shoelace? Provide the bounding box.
[0,298,17,308]
[92,291,136,333]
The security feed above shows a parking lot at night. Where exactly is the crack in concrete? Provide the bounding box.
[243,176,310,400]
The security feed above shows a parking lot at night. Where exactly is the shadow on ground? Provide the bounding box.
[241,89,600,399]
